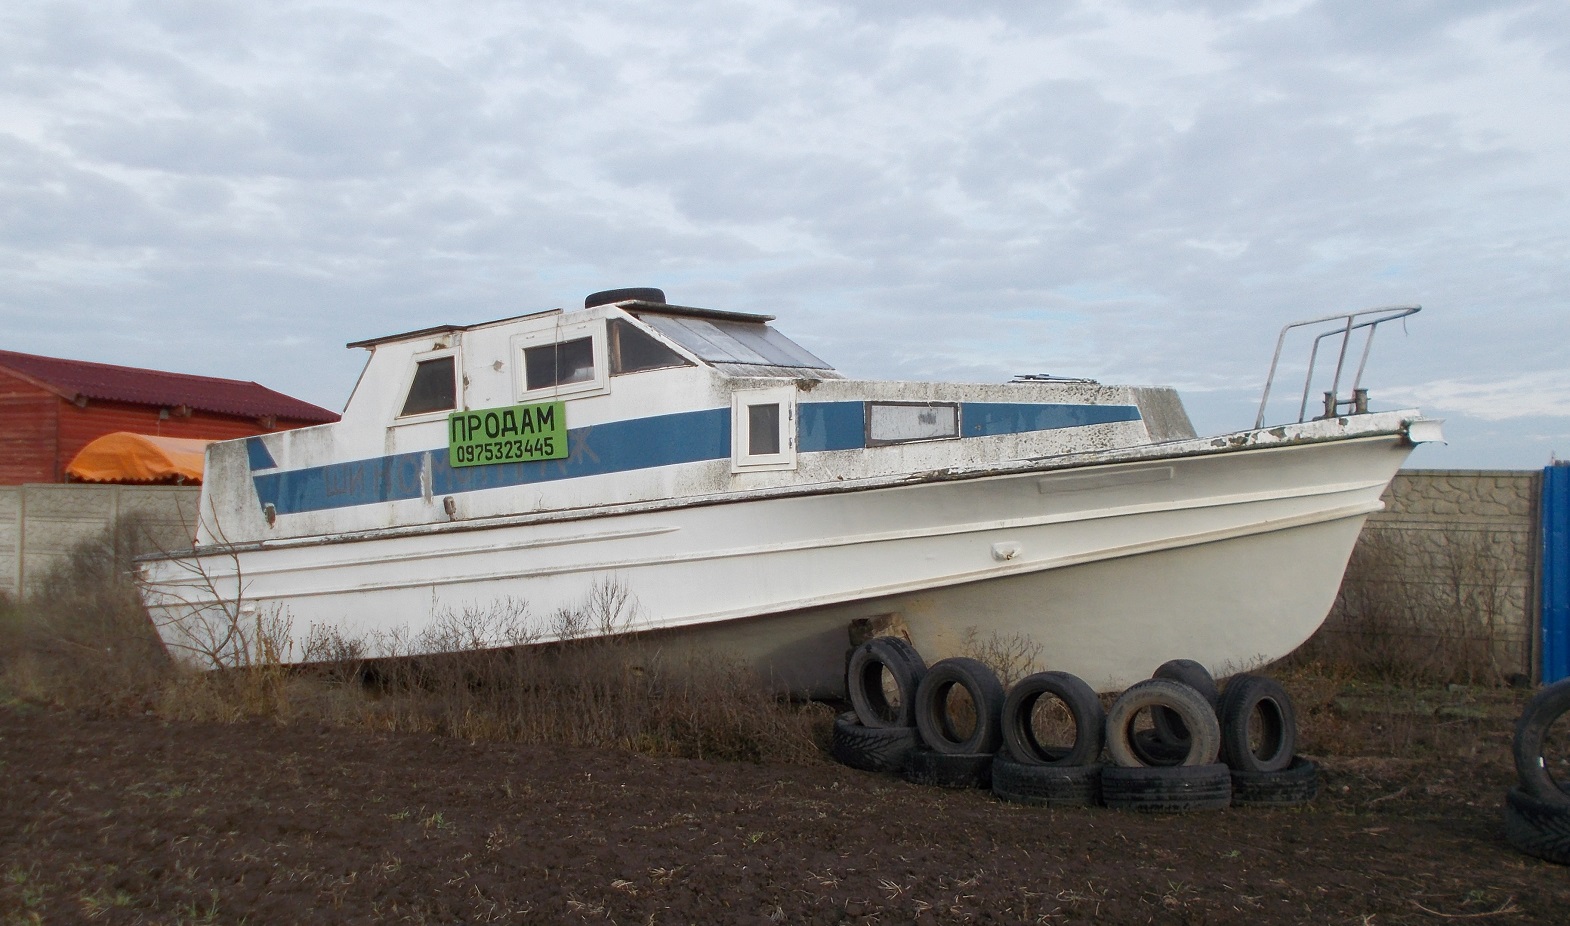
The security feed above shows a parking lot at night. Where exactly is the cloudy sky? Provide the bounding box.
[3,0,1566,468]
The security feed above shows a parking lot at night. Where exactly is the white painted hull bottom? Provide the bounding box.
[141,416,1418,694]
[652,515,1364,695]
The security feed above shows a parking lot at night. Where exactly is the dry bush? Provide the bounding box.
[1286,525,1525,687]
[959,626,1044,688]
[4,535,829,763]
[0,516,173,712]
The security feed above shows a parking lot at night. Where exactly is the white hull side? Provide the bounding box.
[141,423,1414,689]
[658,514,1365,695]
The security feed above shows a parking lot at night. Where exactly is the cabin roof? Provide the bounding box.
[345,300,779,351]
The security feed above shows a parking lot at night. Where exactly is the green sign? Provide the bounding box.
[448,401,568,468]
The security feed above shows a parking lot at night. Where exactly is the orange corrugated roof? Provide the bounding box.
[66,432,213,484]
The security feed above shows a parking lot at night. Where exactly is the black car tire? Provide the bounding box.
[847,636,927,729]
[1217,674,1297,773]
[1101,763,1232,813]
[1000,670,1105,766]
[830,712,919,774]
[992,755,1102,807]
[913,657,1006,756]
[1105,679,1221,768]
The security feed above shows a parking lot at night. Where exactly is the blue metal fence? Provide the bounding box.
[1543,464,1570,683]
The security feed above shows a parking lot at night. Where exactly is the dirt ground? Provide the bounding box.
[3,700,1568,925]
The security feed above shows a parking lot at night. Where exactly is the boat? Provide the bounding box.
[137,289,1441,695]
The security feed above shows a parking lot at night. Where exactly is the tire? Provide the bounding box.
[1129,728,1191,767]
[1149,659,1220,745]
[830,712,918,774]
[1217,674,1297,773]
[1101,764,1232,812]
[1153,659,1220,705]
[1105,679,1221,768]
[1230,756,1319,806]
[1512,678,1570,805]
[1504,787,1570,864]
[903,748,994,789]
[847,636,927,729]
[914,657,1006,756]
[992,755,1102,807]
[1000,671,1105,766]
[584,287,666,307]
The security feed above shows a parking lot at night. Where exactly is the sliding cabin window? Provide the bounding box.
[514,322,610,401]
[609,318,691,375]
[866,401,959,446]
[398,353,457,417]
[732,386,796,472]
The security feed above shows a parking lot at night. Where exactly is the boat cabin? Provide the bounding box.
[194,290,1194,548]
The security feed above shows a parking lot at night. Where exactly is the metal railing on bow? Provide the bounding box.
[1255,304,1420,429]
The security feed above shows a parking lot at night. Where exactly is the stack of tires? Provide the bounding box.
[1505,678,1570,864]
[1099,661,1317,811]
[831,639,1316,812]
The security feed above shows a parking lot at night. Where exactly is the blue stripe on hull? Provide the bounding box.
[253,401,1140,515]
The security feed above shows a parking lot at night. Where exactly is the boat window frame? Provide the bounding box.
[392,345,461,425]
[731,385,797,473]
[865,401,961,446]
[511,319,610,402]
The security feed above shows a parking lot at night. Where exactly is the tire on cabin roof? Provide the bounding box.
[830,712,919,774]
[1217,674,1297,774]
[999,670,1105,767]
[903,748,994,789]
[1230,756,1320,806]
[1105,678,1221,768]
[584,287,666,308]
[1504,787,1570,864]
[1512,678,1570,805]
[847,636,927,729]
[913,657,1006,756]
[991,755,1102,807]
[1101,763,1232,813]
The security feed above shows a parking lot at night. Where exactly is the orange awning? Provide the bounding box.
[66,432,213,485]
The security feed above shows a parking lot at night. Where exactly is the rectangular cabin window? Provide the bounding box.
[867,402,959,445]
[748,404,780,455]
[524,337,595,391]
[609,318,691,375]
[400,355,457,417]
[732,386,796,472]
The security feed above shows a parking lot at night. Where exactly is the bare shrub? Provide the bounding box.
[1286,525,1525,686]
[8,538,828,764]
[0,516,173,711]
[959,626,1043,688]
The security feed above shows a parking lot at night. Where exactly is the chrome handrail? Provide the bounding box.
[1255,304,1420,429]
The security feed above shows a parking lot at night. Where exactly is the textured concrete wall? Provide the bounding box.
[0,484,200,600]
[1321,469,1540,679]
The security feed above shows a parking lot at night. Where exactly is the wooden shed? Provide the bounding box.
[0,349,339,486]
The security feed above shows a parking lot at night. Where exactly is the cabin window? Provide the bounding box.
[609,318,691,375]
[514,321,610,401]
[732,386,796,472]
[524,337,596,390]
[399,355,457,417]
[867,402,959,445]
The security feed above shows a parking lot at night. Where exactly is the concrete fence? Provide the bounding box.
[1309,469,1541,680]
[0,484,200,600]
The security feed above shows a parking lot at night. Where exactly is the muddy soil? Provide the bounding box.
[2,703,1567,925]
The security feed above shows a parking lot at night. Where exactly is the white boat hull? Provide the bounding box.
[140,412,1422,693]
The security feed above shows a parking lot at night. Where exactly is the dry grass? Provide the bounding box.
[0,525,829,765]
